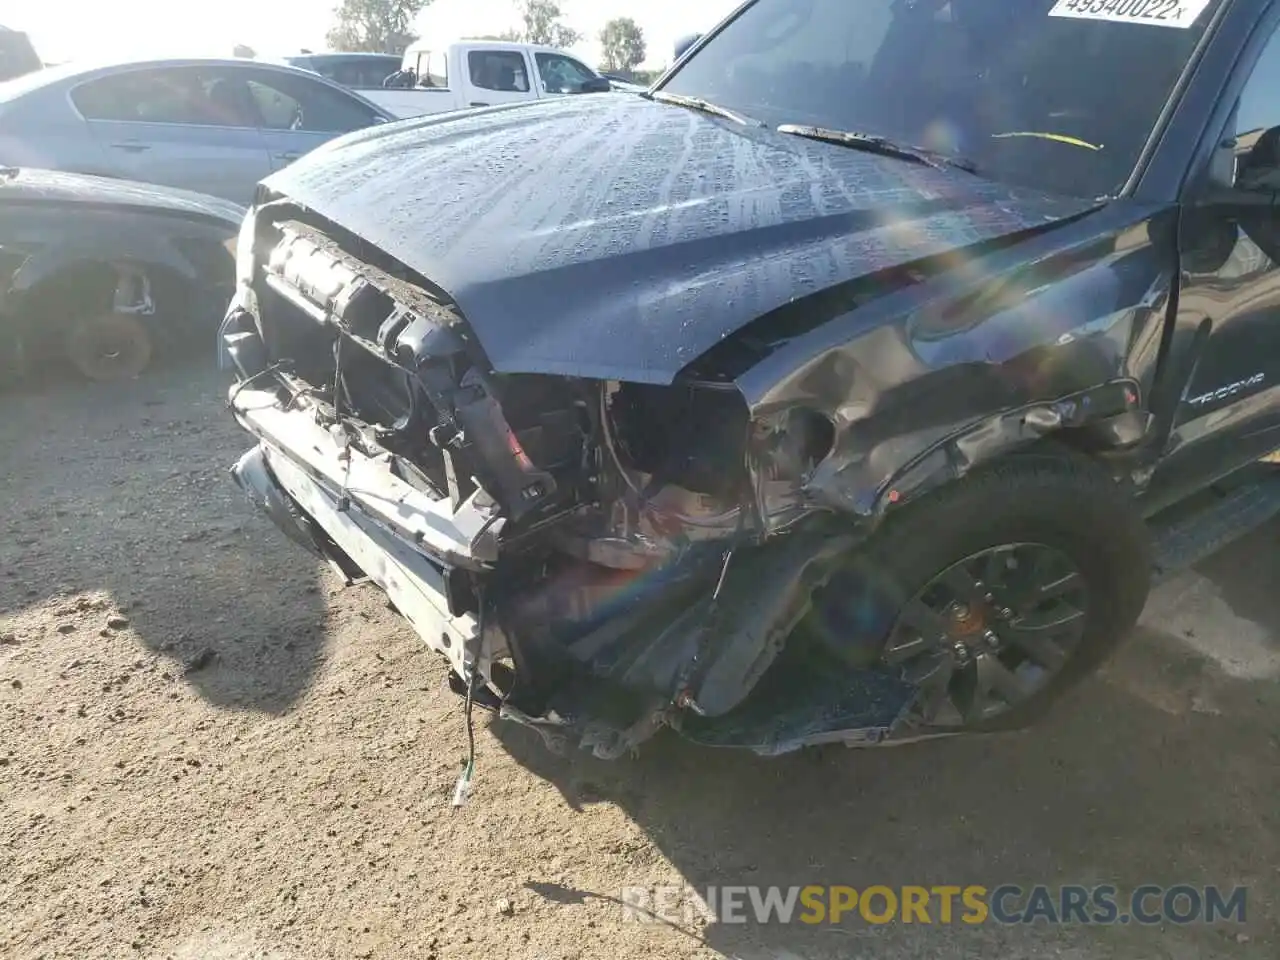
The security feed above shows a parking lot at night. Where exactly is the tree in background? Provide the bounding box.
[512,0,581,49]
[599,17,645,75]
[327,0,431,54]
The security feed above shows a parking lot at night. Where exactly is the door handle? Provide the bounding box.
[109,142,150,153]
[469,102,489,107]
[273,151,302,162]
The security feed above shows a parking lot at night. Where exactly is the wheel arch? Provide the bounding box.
[837,379,1153,525]
[10,228,202,303]
[16,254,195,336]
[807,444,1153,737]
[8,254,200,375]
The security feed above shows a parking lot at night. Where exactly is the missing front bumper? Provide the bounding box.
[229,385,507,688]
[227,388,918,759]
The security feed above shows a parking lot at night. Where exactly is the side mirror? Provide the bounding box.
[575,77,612,94]
[1195,126,1280,207]
[674,33,702,60]
[1207,138,1237,190]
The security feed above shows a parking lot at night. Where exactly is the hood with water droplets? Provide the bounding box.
[264,95,1094,384]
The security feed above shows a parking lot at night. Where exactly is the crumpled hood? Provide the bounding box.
[2,167,245,224]
[265,95,1095,384]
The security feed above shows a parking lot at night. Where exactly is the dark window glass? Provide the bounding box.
[314,56,401,88]
[71,67,258,127]
[360,58,402,87]
[245,71,380,132]
[535,53,596,93]
[1231,27,1280,194]
[414,50,448,88]
[247,79,300,129]
[662,0,1224,198]
[1239,34,1280,137]
[468,50,530,93]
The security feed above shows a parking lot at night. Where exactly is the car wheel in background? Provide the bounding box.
[64,312,154,381]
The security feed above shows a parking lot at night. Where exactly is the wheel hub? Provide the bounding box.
[946,601,987,637]
[880,542,1090,727]
[66,312,153,382]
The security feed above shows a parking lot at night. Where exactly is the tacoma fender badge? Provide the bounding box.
[1187,372,1265,408]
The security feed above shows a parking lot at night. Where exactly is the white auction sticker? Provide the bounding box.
[1048,0,1214,28]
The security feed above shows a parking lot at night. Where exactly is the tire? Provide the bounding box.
[64,312,154,382]
[807,449,1152,733]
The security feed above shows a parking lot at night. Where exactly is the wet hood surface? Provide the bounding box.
[1,167,245,224]
[267,96,1095,384]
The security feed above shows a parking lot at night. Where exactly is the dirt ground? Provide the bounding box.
[2,363,1278,960]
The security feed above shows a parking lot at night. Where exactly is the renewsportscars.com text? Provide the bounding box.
[620,884,1248,926]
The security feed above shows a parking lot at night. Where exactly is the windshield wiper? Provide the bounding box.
[645,90,766,127]
[776,124,978,175]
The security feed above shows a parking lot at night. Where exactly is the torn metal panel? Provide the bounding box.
[726,204,1177,516]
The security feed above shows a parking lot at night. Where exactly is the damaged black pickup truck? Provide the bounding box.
[224,0,1280,758]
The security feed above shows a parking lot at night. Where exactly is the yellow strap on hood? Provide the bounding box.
[991,131,1104,151]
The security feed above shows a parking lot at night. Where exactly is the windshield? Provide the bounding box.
[659,0,1224,198]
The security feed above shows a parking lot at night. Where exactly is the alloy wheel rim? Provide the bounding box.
[883,542,1089,726]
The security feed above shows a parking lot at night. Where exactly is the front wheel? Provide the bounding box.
[808,451,1152,733]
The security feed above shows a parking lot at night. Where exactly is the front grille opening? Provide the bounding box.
[259,280,452,493]
[341,346,417,428]
[258,282,333,385]
[251,208,592,518]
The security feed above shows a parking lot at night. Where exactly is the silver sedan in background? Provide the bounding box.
[0,57,394,204]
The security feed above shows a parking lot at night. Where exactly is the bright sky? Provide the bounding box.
[12,0,738,70]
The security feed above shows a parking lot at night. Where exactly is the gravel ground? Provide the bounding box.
[2,364,1278,960]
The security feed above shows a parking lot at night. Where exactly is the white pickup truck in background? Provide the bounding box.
[365,40,614,119]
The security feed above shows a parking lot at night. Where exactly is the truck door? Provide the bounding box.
[1146,23,1280,511]
[463,49,538,108]
[534,52,602,96]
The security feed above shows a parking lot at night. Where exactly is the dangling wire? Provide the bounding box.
[451,672,476,810]
[452,591,484,810]
[226,358,295,410]
[330,333,356,512]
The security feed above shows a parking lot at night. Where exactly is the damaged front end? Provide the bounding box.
[224,205,919,759]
